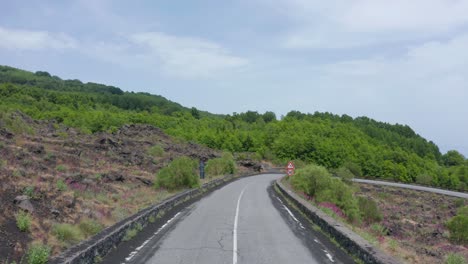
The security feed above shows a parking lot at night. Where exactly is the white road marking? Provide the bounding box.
[233,186,248,264]
[123,212,181,263]
[276,197,305,229]
[323,250,335,262]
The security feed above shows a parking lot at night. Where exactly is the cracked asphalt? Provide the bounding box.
[104,174,355,264]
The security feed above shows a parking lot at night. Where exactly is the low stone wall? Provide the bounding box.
[275,179,402,264]
[50,175,237,264]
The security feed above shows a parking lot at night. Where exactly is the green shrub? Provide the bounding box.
[358,196,383,224]
[447,206,468,244]
[56,179,67,192]
[291,164,361,223]
[123,223,143,241]
[78,219,103,237]
[445,253,467,264]
[154,157,199,190]
[290,164,331,198]
[23,186,35,198]
[52,223,83,245]
[205,153,236,177]
[334,167,354,185]
[342,161,362,177]
[56,165,67,172]
[16,211,31,232]
[147,145,165,157]
[26,243,50,264]
[415,174,433,186]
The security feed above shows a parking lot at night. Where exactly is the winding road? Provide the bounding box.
[353,179,468,198]
[102,174,355,264]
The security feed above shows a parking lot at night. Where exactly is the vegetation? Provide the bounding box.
[445,253,467,264]
[123,223,143,242]
[16,211,31,232]
[357,197,383,224]
[205,153,236,177]
[447,206,468,244]
[154,157,199,190]
[1,65,467,191]
[52,223,83,246]
[25,244,50,264]
[290,164,362,223]
[78,219,103,237]
[56,179,67,192]
[147,145,165,157]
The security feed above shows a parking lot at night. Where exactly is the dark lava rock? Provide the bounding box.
[103,172,125,182]
[26,144,45,155]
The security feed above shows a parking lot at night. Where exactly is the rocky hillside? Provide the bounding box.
[0,111,258,261]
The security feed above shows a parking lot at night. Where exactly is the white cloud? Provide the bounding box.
[270,0,468,49]
[0,26,77,50]
[129,32,248,78]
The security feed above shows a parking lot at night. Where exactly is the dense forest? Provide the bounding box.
[1,65,467,191]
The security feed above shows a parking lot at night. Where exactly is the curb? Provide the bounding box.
[275,179,402,264]
[50,171,279,264]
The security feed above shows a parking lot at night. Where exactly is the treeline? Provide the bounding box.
[0,65,466,191]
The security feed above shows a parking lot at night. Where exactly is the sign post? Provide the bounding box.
[286,161,295,176]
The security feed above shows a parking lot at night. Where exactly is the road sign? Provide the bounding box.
[286,161,295,176]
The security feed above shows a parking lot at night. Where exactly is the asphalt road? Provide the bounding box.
[104,174,355,264]
[353,179,468,199]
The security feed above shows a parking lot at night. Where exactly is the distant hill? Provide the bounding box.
[0,65,216,118]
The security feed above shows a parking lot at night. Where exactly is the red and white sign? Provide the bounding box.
[286,161,295,176]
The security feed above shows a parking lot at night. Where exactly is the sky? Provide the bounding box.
[1,0,467,156]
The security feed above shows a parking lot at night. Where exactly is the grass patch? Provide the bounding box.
[25,243,50,264]
[16,211,31,232]
[78,219,103,237]
[56,179,67,192]
[147,145,165,157]
[56,165,67,172]
[52,223,83,246]
[445,253,467,264]
[447,206,468,244]
[123,223,143,242]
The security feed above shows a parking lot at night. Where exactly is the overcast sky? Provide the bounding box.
[1,0,467,156]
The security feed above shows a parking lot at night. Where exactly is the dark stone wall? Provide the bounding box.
[275,180,402,264]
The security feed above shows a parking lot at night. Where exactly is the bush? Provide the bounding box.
[16,211,31,232]
[205,153,236,177]
[447,206,468,244]
[123,223,143,241]
[52,223,83,245]
[56,179,67,192]
[78,219,103,237]
[56,165,67,172]
[154,157,199,190]
[343,161,362,177]
[147,145,165,157]
[291,164,361,223]
[23,186,35,198]
[335,167,354,185]
[415,174,433,186]
[290,164,331,198]
[358,196,383,224]
[445,253,467,264]
[26,243,50,264]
